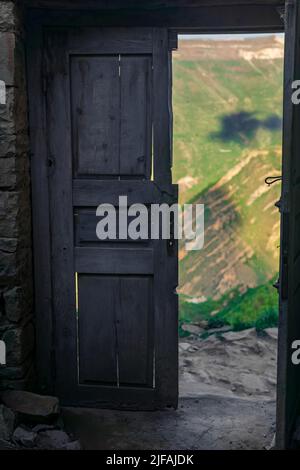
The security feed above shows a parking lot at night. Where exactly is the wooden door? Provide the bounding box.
[277,0,300,448]
[43,27,178,409]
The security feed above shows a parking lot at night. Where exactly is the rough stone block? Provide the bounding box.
[1,321,34,366]
[1,390,60,423]
[0,1,33,389]
[0,249,17,278]
[0,193,32,251]
[0,238,17,253]
[0,154,29,191]
[0,191,20,238]
[0,404,15,440]
[0,238,18,284]
[0,132,29,158]
[0,32,15,85]
[13,426,37,448]
[4,286,26,323]
[0,438,17,449]
[0,2,16,33]
[0,87,15,135]
[0,157,17,188]
[0,364,35,391]
[0,86,28,136]
[0,357,32,381]
[0,250,32,293]
[36,430,72,450]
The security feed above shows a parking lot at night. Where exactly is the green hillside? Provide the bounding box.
[173,36,283,329]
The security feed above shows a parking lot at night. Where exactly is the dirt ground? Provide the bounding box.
[62,328,277,450]
[179,327,277,400]
[63,397,275,450]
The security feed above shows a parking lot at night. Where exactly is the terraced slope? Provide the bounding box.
[173,36,283,302]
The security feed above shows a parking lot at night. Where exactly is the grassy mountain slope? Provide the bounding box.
[173,36,283,307]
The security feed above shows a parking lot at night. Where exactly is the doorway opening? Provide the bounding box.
[173,33,284,447]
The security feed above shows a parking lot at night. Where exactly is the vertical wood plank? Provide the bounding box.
[71,56,120,176]
[120,55,152,178]
[117,277,154,386]
[45,30,78,400]
[152,28,172,189]
[154,190,179,408]
[78,276,118,385]
[26,24,54,394]
[277,0,300,449]
[152,29,178,408]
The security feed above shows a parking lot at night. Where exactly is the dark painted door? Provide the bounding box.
[44,28,178,408]
[277,0,300,448]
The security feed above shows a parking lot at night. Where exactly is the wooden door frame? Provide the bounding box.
[26,0,287,440]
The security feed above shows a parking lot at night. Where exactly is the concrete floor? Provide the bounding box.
[62,396,276,450]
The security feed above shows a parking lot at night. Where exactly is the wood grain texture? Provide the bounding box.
[26,24,54,394]
[68,28,153,54]
[71,53,152,177]
[276,0,300,449]
[75,208,150,244]
[73,180,172,206]
[30,25,178,409]
[24,1,285,8]
[120,55,152,177]
[45,30,78,400]
[75,247,154,274]
[117,277,154,386]
[26,6,284,32]
[78,275,118,385]
[71,56,120,176]
[153,28,172,189]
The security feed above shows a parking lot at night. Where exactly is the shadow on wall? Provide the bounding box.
[210,111,282,144]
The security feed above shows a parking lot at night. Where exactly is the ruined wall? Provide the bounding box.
[0,1,34,389]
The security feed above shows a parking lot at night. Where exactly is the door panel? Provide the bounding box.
[277,0,300,448]
[44,27,178,409]
[71,56,120,176]
[117,276,154,387]
[78,275,118,385]
[78,275,154,387]
[71,54,152,177]
[120,56,152,177]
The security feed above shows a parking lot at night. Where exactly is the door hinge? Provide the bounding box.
[275,198,282,212]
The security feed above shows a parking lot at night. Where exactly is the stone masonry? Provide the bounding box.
[0,1,34,390]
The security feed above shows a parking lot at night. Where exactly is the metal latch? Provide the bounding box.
[275,198,282,212]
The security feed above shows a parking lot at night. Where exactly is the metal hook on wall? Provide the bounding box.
[265,176,282,186]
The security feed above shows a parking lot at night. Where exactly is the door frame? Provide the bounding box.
[26,1,288,443]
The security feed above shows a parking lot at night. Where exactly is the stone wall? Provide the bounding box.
[0,1,34,389]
